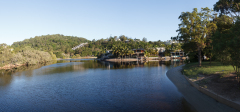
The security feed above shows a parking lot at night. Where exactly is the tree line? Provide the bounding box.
[172,0,240,74]
[11,34,182,59]
[77,35,182,58]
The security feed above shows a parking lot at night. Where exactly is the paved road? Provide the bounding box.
[166,65,239,112]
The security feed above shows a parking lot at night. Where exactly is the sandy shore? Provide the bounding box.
[166,65,239,112]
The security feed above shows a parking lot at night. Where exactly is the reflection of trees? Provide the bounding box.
[35,62,86,75]
[171,60,184,67]
[93,60,184,69]
[0,61,57,87]
[0,59,185,88]
[82,60,105,69]
[0,70,13,86]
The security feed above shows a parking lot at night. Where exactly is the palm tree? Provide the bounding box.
[128,50,134,58]
[144,51,150,57]
[119,52,124,59]
[121,46,128,59]
[112,45,118,57]
[154,49,158,56]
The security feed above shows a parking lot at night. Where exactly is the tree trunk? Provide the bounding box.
[198,47,202,67]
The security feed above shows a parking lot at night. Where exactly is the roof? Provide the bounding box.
[132,48,145,50]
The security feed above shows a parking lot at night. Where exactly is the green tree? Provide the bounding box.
[174,7,216,66]
[212,15,238,72]
[119,35,127,41]
[214,0,240,17]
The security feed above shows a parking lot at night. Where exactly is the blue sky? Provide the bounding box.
[0,0,218,45]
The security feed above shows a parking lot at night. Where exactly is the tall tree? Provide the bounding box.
[173,7,216,66]
[212,15,235,69]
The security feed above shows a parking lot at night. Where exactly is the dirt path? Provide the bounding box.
[166,65,239,112]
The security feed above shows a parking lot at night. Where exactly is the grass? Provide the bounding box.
[183,62,235,78]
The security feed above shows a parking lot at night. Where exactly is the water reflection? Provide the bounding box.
[0,59,184,87]
[0,59,193,112]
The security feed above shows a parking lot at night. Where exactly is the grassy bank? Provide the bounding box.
[183,62,235,78]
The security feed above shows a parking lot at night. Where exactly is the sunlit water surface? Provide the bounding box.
[0,59,195,112]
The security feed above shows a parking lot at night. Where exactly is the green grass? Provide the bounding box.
[183,62,235,78]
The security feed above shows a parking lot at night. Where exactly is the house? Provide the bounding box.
[155,47,166,57]
[99,50,114,60]
[134,39,140,42]
[125,40,130,43]
[156,47,165,53]
[170,50,185,58]
[132,48,145,57]
[115,38,121,41]
[164,40,179,45]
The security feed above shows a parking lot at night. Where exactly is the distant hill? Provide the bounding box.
[11,34,89,54]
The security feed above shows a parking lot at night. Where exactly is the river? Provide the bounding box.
[0,59,195,112]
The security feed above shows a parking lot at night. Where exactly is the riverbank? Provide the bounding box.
[100,56,187,62]
[0,64,25,70]
[166,65,239,112]
[182,62,240,111]
[57,57,97,60]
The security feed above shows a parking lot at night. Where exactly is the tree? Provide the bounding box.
[173,7,216,66]
[127,50,134,58]
[228,20,240,78]
[76,54,81,58]
[212,15,238,72]
[119,35,127,41]
[144,50,150,57]
[212,17,240,83]
[0,44,14,67]
[214,0,240,17]
[142,37,147,42]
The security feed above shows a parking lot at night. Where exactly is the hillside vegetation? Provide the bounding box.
[12,34,88,54]
[0,44,54,68]
[10,34,181,58]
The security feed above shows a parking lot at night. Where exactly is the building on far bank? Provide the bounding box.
[164,40,179,45]
[132,48,145,57]
[170,50,185,58]
[156,47,166,57]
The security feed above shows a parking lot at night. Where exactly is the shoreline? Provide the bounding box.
[166,65,239,112]
[0,64,25,70]
[0,57,97,70]
[57,57,97,60]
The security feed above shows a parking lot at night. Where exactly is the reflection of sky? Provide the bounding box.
[0,59,191,112]
[0,60,184,87]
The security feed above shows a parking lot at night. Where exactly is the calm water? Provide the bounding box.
[0,59,195,112]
